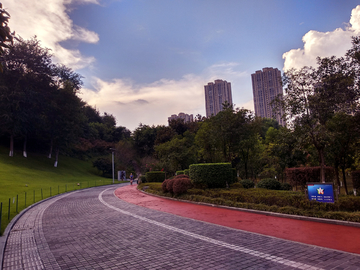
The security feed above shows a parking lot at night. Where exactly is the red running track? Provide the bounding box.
[115,184,360,254]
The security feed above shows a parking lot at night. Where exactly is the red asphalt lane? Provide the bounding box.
[115,184,360,255]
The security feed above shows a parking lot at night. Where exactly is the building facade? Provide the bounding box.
[251,68,285,126]
[204,79,233,117]
[168,112,193,124]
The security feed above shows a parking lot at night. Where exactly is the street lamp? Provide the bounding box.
[109,148,115,184]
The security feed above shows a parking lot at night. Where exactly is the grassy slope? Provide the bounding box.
[0,146,110,234]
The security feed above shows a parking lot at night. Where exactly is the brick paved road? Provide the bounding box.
[2,184,360,270]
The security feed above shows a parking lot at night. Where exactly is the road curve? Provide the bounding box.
[1,184,360,269]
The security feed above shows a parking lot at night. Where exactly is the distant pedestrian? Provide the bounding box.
[130,173,134,185]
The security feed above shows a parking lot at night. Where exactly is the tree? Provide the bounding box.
[0,2,13,71]
[155,131,197,174]
[0,37,54,157]
[132,124,157,157]
[279,53,359,182]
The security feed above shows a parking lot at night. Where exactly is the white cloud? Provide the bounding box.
[80,74,206,130]
[80,62,252,131]
[283,5,360,71]
[4,0,99,69]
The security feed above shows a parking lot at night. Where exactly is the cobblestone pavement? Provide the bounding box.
[2,184,360,270]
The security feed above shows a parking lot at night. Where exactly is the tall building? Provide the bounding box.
[251,68,285,126]
[168,112,193,124]
[204,79,233,117]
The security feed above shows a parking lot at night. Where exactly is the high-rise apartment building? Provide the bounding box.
[204,79,233,117]
[251,68,285,126]
[168,112,193,124]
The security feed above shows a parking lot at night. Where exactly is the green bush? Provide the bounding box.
[189,163,233,189]
[230,182,243,189]
[281,182,292,191]
[146,171,166,182]
[139,175,147,183]
[240,179,255,189]
[184,169,190,176]
[257,178,282,190]
[176,170,185,176]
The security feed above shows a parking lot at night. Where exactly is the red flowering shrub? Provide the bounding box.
[173,177,193,195]
[162,179,169,192]
[166,179,175,193]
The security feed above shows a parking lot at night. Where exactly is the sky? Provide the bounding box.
[3,0,360,131]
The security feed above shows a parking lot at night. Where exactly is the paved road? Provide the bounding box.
[2,184,360,269]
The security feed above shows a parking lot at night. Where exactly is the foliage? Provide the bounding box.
[189,163,233,188]
[351,171,360,190]
[239,179,255,189]
[139,175,147,184]
[173,177,192,195]
[139,182,360,222]
[285,167,335,190]
[280,182,293,191]
[176,170,185,175]
[145,171,166,182]
[257,178,282,190]
[155,131,197,174]
[184,169,189,176]
[92,158,112,177]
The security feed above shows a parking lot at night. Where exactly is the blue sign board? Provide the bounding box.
[307,183,334,203]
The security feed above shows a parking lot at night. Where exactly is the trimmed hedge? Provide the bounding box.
[184,169,190,176]
[176,170,185,176]
[189,163,233,189]
[146,171,166,182]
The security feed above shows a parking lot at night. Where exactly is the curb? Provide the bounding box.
[138,188,360,228]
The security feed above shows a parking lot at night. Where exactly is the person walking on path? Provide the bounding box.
[130,173,134,185]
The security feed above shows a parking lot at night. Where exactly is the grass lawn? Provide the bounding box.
[0,146,120,235]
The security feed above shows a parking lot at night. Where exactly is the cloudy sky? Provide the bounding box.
[4,0,360,131]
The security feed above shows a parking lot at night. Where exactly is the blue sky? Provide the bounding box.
[4,0,360,130]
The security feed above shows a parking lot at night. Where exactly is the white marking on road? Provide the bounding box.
[99,189,323,270]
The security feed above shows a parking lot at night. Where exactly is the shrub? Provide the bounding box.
[173,177,193,195]
[184,169,190,176]
[230,182,243,189]
[139,175,147,183]
[146,171,166,182]
[162,179,169,192]
[176,170,185,176]
[285,166,335,189]
[351,171,360,190]
[281,182,292,191]
[166,179,175,193]
[240,179,255,189]
[190,163,233,189]
[257,178,282,190]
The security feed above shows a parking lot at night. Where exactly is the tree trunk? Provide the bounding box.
[54,148,59,167]
[9,134,14,157]
[48,138,53,158]
[341,166,349,195]
[319,148,325,183]
[23,136,27,158]
[334,162,341,188]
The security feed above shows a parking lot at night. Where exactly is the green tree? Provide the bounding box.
[0,3,13,71]
[155,131,197,174]
[279,53,359,182]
